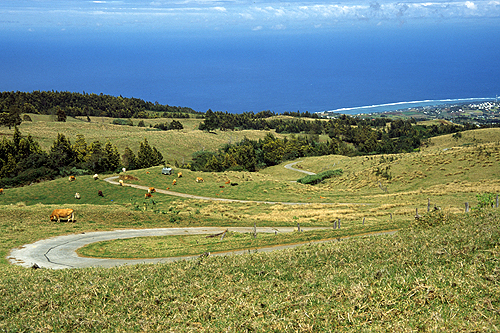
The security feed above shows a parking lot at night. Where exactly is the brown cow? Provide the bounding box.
[172,179,177,185]
[177,172,183,178]
[196,177,204,183]
[148,187,156,193]
[0,188,3,195]
[69,176,76,181]
[145,193,152,198]
[50,209,75,222]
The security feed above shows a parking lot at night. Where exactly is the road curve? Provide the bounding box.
[284,161,316,175]
[8,227,396,269]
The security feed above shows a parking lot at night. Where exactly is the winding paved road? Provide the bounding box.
[284,161,316,175]
[8,227,396,269]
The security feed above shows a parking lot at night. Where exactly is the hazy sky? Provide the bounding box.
[2,0,499,35]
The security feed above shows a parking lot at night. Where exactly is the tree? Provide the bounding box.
[49,133,75,168]
[56,107,67,122]
[121,147,138,170]
[72,134,89,164]
[199,109,218,132]
[0,153,16,178]
[85,141,104,173]
[0,105,22,129]
[169,119,184,131]
[137,138,164,169]
[102,141,121,172]
[262,133,285,166]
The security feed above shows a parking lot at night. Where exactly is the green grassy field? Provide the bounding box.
[0,119,499,331]
[1,209,498,331]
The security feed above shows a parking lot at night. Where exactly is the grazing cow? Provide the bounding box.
[145,193,152,198]
[148,187,156,193]
[93,174,99,180]
[119,180,124,186]
[230,182,238,186]
[98,190,104,197]
[146,171,150,174]
[172,179,177,185]
[75,193,81,199]
[225,180,231,184]
[196,177,204,183]
[50,209,75,223]
[122,167,126,173]
[219,186,225,188]
[0,188,3,195]
[69,176,76,181]
[177,172,183,178]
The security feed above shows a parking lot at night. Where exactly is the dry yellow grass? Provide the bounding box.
[2,114,283,162]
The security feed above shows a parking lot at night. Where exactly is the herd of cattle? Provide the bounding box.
[43,171,208,222]
[0,170,210,223]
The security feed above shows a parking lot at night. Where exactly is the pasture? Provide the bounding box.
[0,120,499,331]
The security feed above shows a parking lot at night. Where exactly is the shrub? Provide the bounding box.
[297,169,343,185]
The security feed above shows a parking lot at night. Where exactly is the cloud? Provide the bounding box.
[465,1,477,9]
[252,25,263,31]
[2,0,500,32]
[272,24,286,30]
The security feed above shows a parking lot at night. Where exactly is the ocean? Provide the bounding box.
[1,22,499,114]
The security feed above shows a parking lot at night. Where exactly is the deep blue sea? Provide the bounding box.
[1,23,499,114]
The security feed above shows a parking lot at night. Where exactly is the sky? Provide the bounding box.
[2,0,499,35]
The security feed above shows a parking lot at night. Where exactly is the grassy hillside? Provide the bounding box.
[1,120,499,331]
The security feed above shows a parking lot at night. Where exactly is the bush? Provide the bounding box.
[297,169,343,185]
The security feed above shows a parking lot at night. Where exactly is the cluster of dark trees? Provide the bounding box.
[0,91,199,120]
[198,110,322,131]
[0,128,164,187]
[153,120,184,131]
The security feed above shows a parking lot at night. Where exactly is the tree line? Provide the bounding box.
[0,128,164,187]
[191,116,482,172]
[0,91,199,120]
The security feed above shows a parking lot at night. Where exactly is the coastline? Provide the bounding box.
[322,97,497,115]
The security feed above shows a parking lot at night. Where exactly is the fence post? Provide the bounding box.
[390,213,393,220]
[297,223,301,232]
[338,218,341,229]
[427,198,430,212]
[363,217,365,226]
[253,222,257,238]
[465,202,469,213]
[333,220,337,229]
[496,194,499,208]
